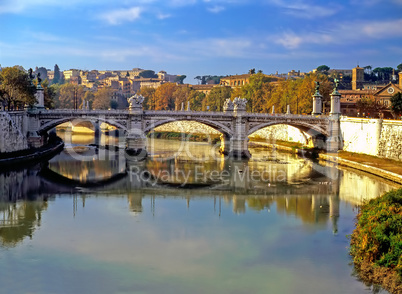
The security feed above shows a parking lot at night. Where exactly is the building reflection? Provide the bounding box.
[0,201,48,248]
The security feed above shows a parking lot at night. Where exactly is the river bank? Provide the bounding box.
[0,138,64,169]
[350,189,402,294]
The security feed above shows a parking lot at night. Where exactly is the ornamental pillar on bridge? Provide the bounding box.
[126,95,147,160]
[229,97,251,159]
[311,81,322,115]
[327,79,343,152]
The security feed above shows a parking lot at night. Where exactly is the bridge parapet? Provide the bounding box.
[20,106,341,158]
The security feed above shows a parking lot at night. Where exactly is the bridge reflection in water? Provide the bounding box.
[0,141,395,248]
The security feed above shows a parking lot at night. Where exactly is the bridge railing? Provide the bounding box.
[35,109,329,120]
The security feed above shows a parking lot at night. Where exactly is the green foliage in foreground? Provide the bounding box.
[350,189,402,277]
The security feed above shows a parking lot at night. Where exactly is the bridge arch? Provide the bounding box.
[38,117,129,134]
[143,118,233,137]
[247,121,329,149]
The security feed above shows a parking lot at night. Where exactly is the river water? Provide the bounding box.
[0,132,397,294]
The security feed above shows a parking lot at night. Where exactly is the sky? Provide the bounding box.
[1,0,402,84]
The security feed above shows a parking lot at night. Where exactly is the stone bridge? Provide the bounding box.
[4,86,342,158]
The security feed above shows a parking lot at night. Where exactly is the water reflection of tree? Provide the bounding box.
[0,201,47,248]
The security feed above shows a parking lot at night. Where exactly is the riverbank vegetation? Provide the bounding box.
[350,189,402,293]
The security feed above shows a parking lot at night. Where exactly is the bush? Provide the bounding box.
[350,189,402,292]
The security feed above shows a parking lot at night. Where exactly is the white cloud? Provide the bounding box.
[274,19,402,49]
[157,12,172,19]
[268,0,341,19]
[99,7,142,25]
[207,5,225,13]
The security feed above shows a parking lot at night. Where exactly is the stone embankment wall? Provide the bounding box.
[340,117,402,161]
[154,121,306,144]
[0,112,27,153]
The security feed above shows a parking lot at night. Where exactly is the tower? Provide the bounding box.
[399,72,402,88]
[352,65,364,90]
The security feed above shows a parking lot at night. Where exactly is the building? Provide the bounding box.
[191,84,216,95]
[220,74,252,87]
[352,66,364,90]
[340,72,402,118]
[63,69,80,80]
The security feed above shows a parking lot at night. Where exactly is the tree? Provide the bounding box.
[58,84,84,109]
[138,86,156,110]
[174,75,187,84]
[0,66,36,110]
[139,70,157,79]
[93,87,114,110]
[110,100,119,109]
[172,86,191,109]
[232,73,272,112]
[53,64,61,84]
[153,83,178,110]
[397,63,402,72]
[249,68,256,74]
[188,91,205,111]
[316,65,330,74]
[391,92,402,118]
[206,86,232,111]
[41,79,57,109]
[35,67,48,81]
[82,91,95,109]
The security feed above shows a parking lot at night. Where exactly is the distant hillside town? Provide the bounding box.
[0,64,401,119]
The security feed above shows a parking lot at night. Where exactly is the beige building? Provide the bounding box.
[63,69,80,80]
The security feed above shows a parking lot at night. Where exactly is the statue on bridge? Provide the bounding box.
[223,98,234,112]
[127,94,145,111]
[233,97,247,113]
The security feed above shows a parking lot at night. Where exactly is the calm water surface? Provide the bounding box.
[0,133,398,294]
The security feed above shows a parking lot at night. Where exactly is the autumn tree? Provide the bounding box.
[138,86,156,110]
[153,83,178,110]
[173,86,192,110]
[58,83,84,109]
[93,87,114,110]
[82,91,95,109]
[0,66,36,110]
[233,73,273,112]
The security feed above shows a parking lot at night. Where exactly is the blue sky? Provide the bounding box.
[1,0,402,83]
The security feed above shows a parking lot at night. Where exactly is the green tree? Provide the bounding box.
[174,75,187,84]
[93,87,114,110]
[53,64,61,84]
[391,92,402,118]
[0,66,36,110]
[397,63,402,72]
[188,91,205,111]
[139,70,157,79]
[110,100,119,109]
[41,79,57,109]
[316,65,330,74]
[206,86,232,111]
